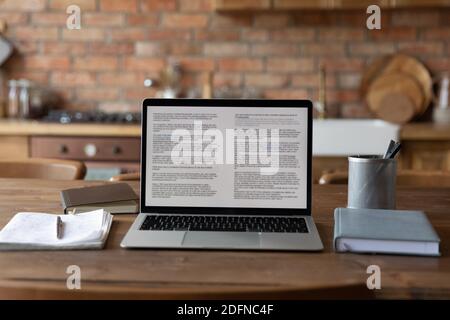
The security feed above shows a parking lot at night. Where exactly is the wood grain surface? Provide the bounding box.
[362,54,432,117]
[0,179,449,299]
[0,120,141,137]
[367,73,423,124]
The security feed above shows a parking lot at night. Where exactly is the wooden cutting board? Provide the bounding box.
[382,54,432,114]
[361,54,432,116]
[367,73,424,124]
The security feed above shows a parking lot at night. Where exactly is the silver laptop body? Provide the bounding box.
[121,99,323,251]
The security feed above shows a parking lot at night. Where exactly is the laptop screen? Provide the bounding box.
[141,100,312,215]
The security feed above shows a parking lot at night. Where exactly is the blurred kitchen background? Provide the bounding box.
[0,0,449,181]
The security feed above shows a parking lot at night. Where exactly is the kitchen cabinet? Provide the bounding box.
[30,136,140,162]
[399,123,450,172]
[215,0,450,10]
[400,141,450,171]
[0,136,28,159]
[0,120,141,180]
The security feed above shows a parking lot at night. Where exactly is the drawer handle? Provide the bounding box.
[112,146,122,155]
[59,145,69,154]
[84,143,97,157]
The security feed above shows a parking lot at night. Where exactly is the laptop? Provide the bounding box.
[121,99,323,251]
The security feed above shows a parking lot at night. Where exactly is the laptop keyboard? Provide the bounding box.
[139,215,308,233]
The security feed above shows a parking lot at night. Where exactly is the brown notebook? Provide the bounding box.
[60,183,139,214]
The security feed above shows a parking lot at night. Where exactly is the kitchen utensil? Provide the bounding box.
[361,54,432,116]
[382,54,432,114]
[202,71,213,99]
[0,69,5,117]
[432,107,450,124]
[0,36,12,66]
[367,73,424,124]
[432,73,450,124]
[433,72,449,109]
[18,79,31,119]
[316,63,326,119]
[7,79,19,118]
[156,60,181,98]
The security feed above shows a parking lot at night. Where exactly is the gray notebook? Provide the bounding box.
[334,208,440,256]
[60,183,138,215]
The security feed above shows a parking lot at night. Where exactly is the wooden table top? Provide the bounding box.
[0,178,449,299]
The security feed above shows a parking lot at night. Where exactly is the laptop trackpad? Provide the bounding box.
[182,232,259,248]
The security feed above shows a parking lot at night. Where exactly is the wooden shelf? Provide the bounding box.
[274,0,332,9]
[215,0,450,11]
[329,0,390,9]
[390,0,450,8]
[215,0,272,11]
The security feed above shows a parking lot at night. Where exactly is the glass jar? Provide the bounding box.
[7,79,19,118]
[0,70,5,118]
[18,79,31,119]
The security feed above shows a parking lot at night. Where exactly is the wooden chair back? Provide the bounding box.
[110,172,140,182]
[0,158,86,180]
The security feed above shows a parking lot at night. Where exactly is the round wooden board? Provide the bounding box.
[382,54,432,114]
[375,93,416,124]
[367,73,424,123]
[361,54,432,115]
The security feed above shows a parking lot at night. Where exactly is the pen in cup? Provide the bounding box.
[383,140,395,158]
[56,216,64,239]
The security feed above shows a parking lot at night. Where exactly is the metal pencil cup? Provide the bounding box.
[347,155,397,210]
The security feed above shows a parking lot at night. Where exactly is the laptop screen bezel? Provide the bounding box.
[140,99,312,216]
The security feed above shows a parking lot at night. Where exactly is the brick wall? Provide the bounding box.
[0,0,449,117]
